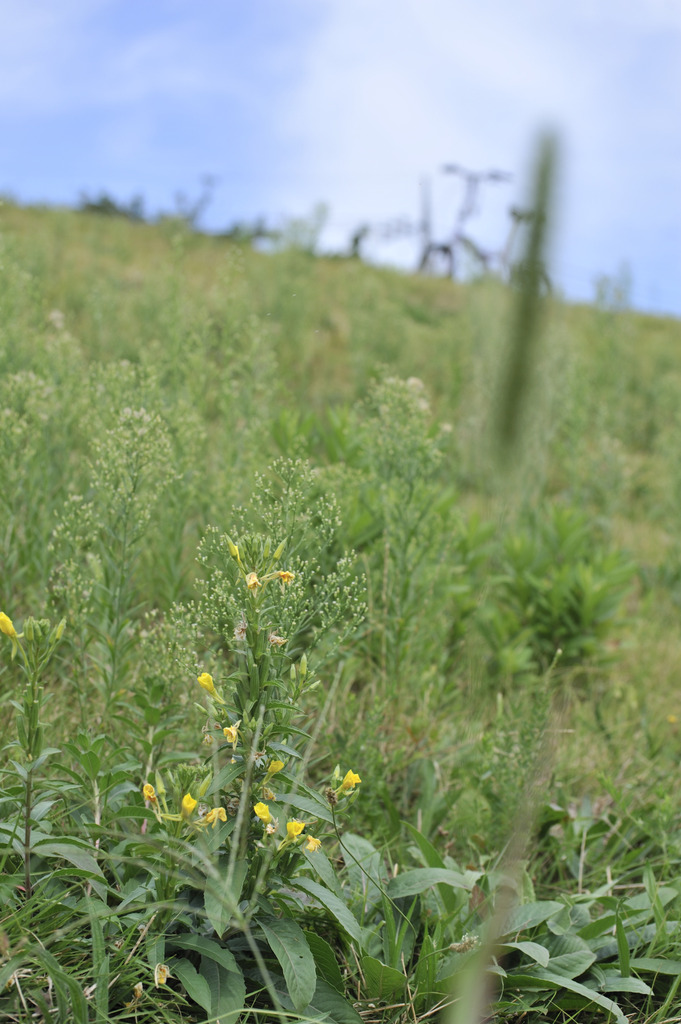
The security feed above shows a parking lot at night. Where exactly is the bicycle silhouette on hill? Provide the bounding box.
[417,163,550,291]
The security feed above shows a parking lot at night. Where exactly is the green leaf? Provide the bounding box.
[629,956,681,976]
[279,790,335,824]
[260,916,316,1013]
[597,971,652,995]
[500,941,550,968]
[387,867,476,899]
[544,950,596,978]
[278,977,363,1024]
[204,859,247,937]
[359,956,406,1001]
[170,957,212,1012]
[302,845,345,898]
[503,900,565,935]
[511,969,628,1024]
[168,934,240,974]
[289,877,363,945]
[402,821,459,915]
[200,955,245,1023]
[615,907,630,977]
[207,760,245,795]
[306,931,345,994]
[32,839,107,897]
[341,833,385,911]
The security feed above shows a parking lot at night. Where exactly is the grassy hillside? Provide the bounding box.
[2,199,681,1023]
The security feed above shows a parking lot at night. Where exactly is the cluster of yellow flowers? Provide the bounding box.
[141,783,227,829]
[252,800,322,852]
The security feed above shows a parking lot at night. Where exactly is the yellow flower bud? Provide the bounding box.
[181,793,198,818]
[197,672,225,704]
[0,612,17,639]
[254,802,272,825]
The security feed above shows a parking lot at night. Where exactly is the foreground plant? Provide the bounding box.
[1,610,65,899]
[130,512,368,1021]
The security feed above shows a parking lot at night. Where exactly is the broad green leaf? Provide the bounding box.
[207,760,245,795]
[32,839,105,878]
[629,957,681,976]
[359,955,406,1001]
[341,833,385,911]
[598,971,652,995]
[170,957,212,1012]
[278,977,363,1024]
[260,916,316,1013]
[402,820,446,868]
[200,955,245,1023]
[302,845,345,898]
[169,934,240,974]
[544,950,596,978]
[32,839,107,897]
[526,969,627,1024]
[503,900,564,935]
[402,822,464,916]
[204,859,247,937]
[289,877,363,945]
[306,931,345,994]
[387,867,476,899]
[500,941,550,967]
[279,790,334,824]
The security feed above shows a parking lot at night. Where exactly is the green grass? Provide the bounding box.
[1,197,681,1022]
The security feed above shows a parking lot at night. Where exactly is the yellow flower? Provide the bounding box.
[223,720,241,745]
[246,572,261,590]
[202,807,227,828]
[142,783,157,803]
[254,802,273,825]
[197,671,226,705]
[340,770,362,793]
[286,820,306,839]
[277,570,295,585]
[667,714,678,725]
[181,793,198,818]
[154,964,170,986]
[0,612,17,639]
[305,835,322,853]
[266,759,285,776]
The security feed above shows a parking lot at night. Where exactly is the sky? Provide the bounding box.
[1,0,679,316]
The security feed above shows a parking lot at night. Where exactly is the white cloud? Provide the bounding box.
[274,0,680,307]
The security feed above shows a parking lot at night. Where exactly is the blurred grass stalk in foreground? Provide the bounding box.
[450,131,559,1024]
[494,132,557,460]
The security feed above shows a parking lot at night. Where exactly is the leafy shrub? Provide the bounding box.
[479,504,635,681]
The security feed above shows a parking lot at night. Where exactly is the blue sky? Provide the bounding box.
[1,0,679,316]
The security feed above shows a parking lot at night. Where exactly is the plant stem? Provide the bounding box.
[23,767,33,899]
